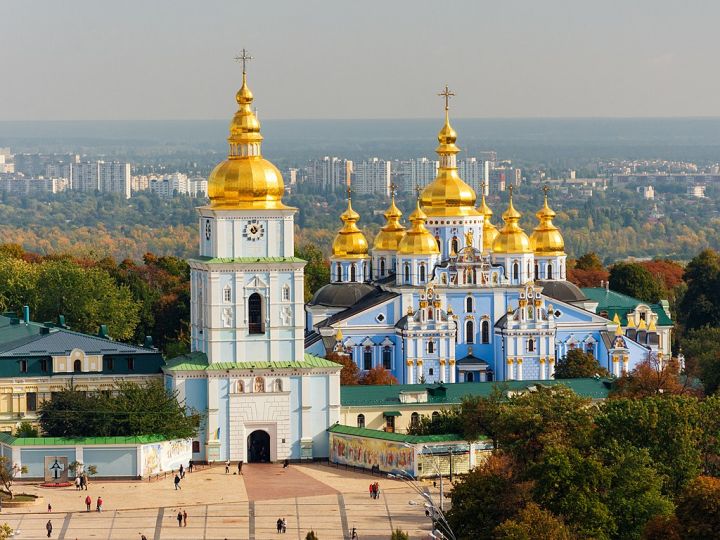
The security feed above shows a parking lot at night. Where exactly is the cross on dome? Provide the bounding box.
[438,84,455,111]
[234,48,253,74]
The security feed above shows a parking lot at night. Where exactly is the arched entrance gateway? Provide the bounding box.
[247,430,270,463]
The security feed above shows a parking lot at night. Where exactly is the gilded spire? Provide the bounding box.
[420,85,480,217]
[332,186,369,258]
[530,185,565,255]
[398,186,441,255]
[207,50,289,210]
[478,182,499,251]
[373,183,407,251]
[492,186,532,254]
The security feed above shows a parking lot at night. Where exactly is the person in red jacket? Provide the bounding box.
[85,495,92,512]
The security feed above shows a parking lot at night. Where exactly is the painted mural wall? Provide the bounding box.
[140,439,192,476]
[330,433,414,476]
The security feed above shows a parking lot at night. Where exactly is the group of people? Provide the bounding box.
[276,517,287,533]
[85,495,103,512]
[73,474,90,490]
[225,460,244,474]
[368,482,381,499]
[176,509,188,527]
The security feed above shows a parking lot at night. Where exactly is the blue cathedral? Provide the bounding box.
[304,96,672,384]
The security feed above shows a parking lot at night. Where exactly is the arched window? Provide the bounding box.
[363,347,373,370]
[248,293,264,334]
[512,262,519,281]
[534,263,539,281]
[527,339,535,352]
[432,411,440,422]
[466,297,473,312]
[428,307,434,320]
[350,265,357,282]
[435,235,441,250]
[223,285,232,303]
[428,340,435,354]
[547,264,553,279]
[411,412,420,427]
[481,320,490,344]
[466,320,474,344]
[363,262,368,280]
[466,372,474,382]
[357,414,365,428]
[404,263,410,283]
[451,236,459,255]
[335,263,342,282]
[379,258,386,276]
[419,264,426,282]
[74,359,82,372]
[382,346,392,369]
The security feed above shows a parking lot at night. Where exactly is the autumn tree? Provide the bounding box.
[611,354,699,398]
[325,351,359,385]
[554,348,610,379]
[675,476,720,539]
[575,252,604,271]
[609,262,664,303]
[493,503,572,540]
[359,366,397,385]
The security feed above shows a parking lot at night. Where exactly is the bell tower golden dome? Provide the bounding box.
[420,86,480,217]
[332,188,370,258]
[207,50,290,210]
[530,186,565,255]
[492,186,532,254]
[398,191,441,256]
[373,184,406,251]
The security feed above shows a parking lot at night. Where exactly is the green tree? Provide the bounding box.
[458,388,506,448]
[35,259,140,340]
[554,349,610,379]
[0,256,39,313]
[675,476,720,540]
[0,457,27,499]
[493,503,572,540]
[682,327,720,394]
[14,421,38,438]
[609,262,664,304]
[679,249,720,329]
[407,408,464,437]
[575,252,604,271]
[390,529,409,540]
[296,244,329,302]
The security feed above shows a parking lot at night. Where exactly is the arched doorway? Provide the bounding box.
[247,430,270,463]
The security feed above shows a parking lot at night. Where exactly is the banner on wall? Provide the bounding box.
[141,439,192,476]
[330,433,414,476]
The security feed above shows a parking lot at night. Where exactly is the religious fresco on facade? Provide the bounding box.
[141,439,192,476]
[330,433,414,476]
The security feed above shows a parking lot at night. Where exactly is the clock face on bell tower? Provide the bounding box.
[243,219,265,241]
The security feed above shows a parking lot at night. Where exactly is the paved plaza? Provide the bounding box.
[1,464,441,539]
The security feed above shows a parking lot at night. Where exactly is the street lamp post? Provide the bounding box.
[388,471,456,540]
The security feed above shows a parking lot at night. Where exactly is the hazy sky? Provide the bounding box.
[3,0,720,121]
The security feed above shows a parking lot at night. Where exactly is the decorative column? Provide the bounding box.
[507,358,514,380]
[622,354,629,375]
[416,360,423,382]
[548,357,555,378]
[406,359,414,384]
[539,357,546,380]
[449,359,456,383]
[516,358,523,381]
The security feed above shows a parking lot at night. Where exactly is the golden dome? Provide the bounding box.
[332,197,369,258]
[420,90,480,218]
[207,70,290,210]
[477,191,499,251]
[398,199,441,255]
[373,193,406,251]
[529,190,565,255]
[492,189,532,254]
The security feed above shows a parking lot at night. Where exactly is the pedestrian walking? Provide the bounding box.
[83,474,89,490]
[276,518,283,533]
[46,519,52,538]
[47,502,52,512]
[283,459,289,469]
[75,476,81,490]
[174,474,181,490]
[225,459,230,474]
[96,496,103,512]
[238,460,243,474]
[188,460,194,473]
[374,481,380,498]
[177,511,183,527]
[183,509,187,527]
[368,483,373,498]
[281,517,287,533]
[140,535,148,540]
[179,464,185,479]
[85,495,92,512]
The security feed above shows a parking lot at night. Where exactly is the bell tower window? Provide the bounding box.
[336,263,342,282]
[481,320,490,344]
[350,265,357,282]
[466,320,475,344]
[248,293,264,334]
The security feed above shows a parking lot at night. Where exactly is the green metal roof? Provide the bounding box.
[328,424,463,444]
[383,411,402,417]
[164,352,340,372]
[340,378,612,407]
[0,433,168,447]
[581,287,673,326]
[190,256,306,265]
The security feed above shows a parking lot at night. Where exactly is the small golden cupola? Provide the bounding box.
[332,190,369,258]
[420,86,480,217]
[398,197,441,255]
[373,188,406,251]
[477,187,499,251]
[530,187,565,255]
[492,187,532,254]
[207,51,290,210]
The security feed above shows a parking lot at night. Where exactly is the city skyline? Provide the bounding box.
[2,0,720,121]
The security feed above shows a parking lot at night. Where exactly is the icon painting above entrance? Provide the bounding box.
[247,430,270,462]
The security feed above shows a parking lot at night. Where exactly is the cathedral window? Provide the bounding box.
[428,368,434,376]
[350,265,357,282]
[282,284,291,302]
[248,293,264,334]
[466,297,473,312]
[466,320,475,344]
[547,264,553,279]
[336,263,342,282]
[363,262,368,280]
[435,235,441,250]
[223,285,232,303]
[428,341,435,354]
[382,346,392,369]
[534,263,539,281]
[527,339,535,352]
[512,262,519,281]
[357,414,365,428]
[481,320,490,344]
[363,347,373,370]
[428,308,434,320]
[404,263,410,283]
[419,264,426,283]
[466,372,474,382]
[379,258,386,276]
